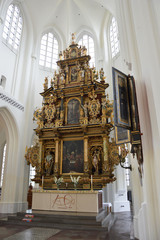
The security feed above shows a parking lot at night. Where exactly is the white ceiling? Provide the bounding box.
[23,0,115,45]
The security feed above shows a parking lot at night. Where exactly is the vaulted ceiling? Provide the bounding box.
[24,0,115,44]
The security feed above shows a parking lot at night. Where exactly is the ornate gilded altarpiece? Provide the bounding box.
[25,35,121,190]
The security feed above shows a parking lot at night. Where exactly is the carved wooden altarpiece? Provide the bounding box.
[25,35,120,190]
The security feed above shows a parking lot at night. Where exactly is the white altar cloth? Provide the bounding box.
[32,190,100,213]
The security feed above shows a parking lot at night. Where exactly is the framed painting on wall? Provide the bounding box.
[128,75,140,131]
[112,67,131,129]
[115,126,130,145]
[61,140,84,174]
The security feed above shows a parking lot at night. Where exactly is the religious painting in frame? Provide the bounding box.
[131,131,141,145]
[61,140,84,174]
[115,126,130,145]
[67,98,80,125]
[128,76,140,132]
[69,65,78,82]
[112,67,131,129]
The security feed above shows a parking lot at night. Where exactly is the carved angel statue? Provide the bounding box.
[71,32,76,44]
[82,46,87,56]
[60,72,65,83]
[92,150,100,173]
[99,68,104,79]
[59,51,63,60]
[101,98,107,109]
[45,150,54,176]
[43,77,48,90]
[33,108,44,129]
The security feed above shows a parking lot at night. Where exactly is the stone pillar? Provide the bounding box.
[84,136,89,174]
[54,138,59,174]
[103,135,109,174]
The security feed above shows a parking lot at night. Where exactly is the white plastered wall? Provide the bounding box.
[0,0,37,212]
[0,103,29,213]
[111,1,160,239]
[0,2,160,239]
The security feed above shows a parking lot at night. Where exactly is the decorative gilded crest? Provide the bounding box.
[44,104,56,123]
[33,108,44,129]
[25,143,40,167]
[108,141,120,166]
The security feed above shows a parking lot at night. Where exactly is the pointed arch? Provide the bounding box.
[76,28,96,67]
[0,107,19,202]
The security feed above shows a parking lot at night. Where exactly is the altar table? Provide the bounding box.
[32,190,102,213]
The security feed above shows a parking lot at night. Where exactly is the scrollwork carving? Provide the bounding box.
[25,142,41,175]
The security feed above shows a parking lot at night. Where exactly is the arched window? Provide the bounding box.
[2,4,23,51]
[78,34,95,67]
[109,17,120,58]
[39,32,59,70]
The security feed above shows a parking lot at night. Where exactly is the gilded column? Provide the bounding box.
[39,140,43,163]
[54,138,59,174]
[103,135,109,174]
[38,140,43,176]
[84,136,89,174]
[60,93,64,125]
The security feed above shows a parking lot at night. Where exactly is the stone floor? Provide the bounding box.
[0,211,135,240]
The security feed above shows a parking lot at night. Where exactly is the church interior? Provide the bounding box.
[0,0,160,239]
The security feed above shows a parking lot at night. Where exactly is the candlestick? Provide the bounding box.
[91,175,93,191]
[42,175,44,188]
[119,146,121,156]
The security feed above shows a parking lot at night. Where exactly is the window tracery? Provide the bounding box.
[110,17,120,58]
[39,32,59,70]
[2,4,23,51]
[78,34,95,67]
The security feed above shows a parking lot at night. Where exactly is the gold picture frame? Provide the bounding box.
[60,139,84,175]
[112,67,131,129]
[115,126,130,145]
[69,65,78,82]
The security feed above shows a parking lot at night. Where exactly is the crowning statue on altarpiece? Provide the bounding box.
[25,34,122,190]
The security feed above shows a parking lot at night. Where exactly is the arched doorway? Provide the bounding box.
[0,107,19,212]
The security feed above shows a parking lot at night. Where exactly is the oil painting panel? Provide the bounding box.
[62,140,84,174]
[112,67,131,129]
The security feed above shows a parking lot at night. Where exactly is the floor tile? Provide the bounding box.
[0,211,134,240]
[0,225,30,240]
[3,227,60,240]
[48,229,108,240]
